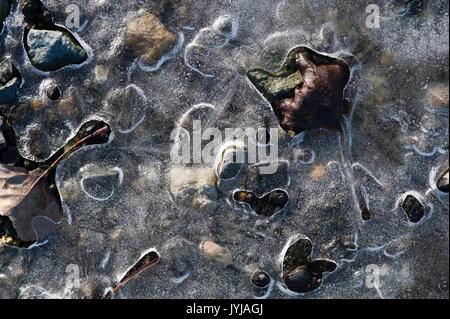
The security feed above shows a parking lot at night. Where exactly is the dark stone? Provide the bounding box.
[0,57,22,86]
[361,206,373,221]
[233,189,289,217]
[1,58,22,105]
[21,1,88,72]
[405,0,423,15]
[0,0,10,31]
[251,270,271,288]
[0,57,21,105]
[282,238,337,293]
[21,0,53,28]
[0,146,21,166]
[46,85,60,101]
[26,29,88,71]
[284,265,313,291]
[283,238,312,270]
[437,168,449,193]
[248,50,304,104]
[402,195,425,223]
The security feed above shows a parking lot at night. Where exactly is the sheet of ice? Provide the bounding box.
[0,0,448,299]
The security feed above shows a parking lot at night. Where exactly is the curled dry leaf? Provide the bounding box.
[0,163,61,242]
[247,46,351,135]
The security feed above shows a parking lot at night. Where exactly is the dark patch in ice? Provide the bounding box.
[120,251,160,283]
[0,0,11,32]
[402,195,425,223]
[248,46,351,135]
[46,85,60,101]
[0,57,22,105]
[233,189,288,217]
[106,250,160,299]
[0,215,33,247]
[282,238,337,293]
[392,0,424,16]
[251,270,271,288]
[57,120,111,155]
[0,57,22,86]
[21,0,53,29]
[361,206,374,221]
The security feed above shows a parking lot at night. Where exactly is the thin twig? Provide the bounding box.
[106,255,160,299]
[17,125,109,207]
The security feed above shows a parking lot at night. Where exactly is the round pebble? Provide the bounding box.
[203,240,233,265]
[251,270,271,288]
[47,85,60,100]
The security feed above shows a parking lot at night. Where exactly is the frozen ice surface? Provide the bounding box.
[0,0,448,299]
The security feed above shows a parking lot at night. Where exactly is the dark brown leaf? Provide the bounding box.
[0,163,61,242]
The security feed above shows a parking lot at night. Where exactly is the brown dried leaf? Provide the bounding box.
[0,163,61,242]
